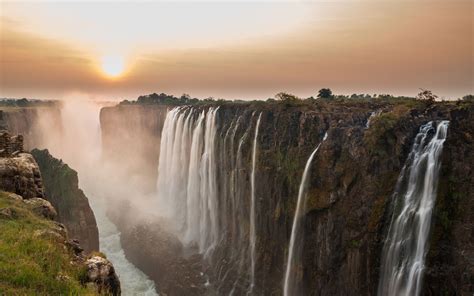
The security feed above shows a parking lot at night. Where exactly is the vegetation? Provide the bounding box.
[0,98,57,108]
[416,89,437,103]
[317,88,333,99]
[0,192,95,295]
[275,92,300,102]
[119,92,201,106]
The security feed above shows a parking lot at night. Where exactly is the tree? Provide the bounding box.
[317,88,333,99]
[275,92,299,101]
[417,89,438,103]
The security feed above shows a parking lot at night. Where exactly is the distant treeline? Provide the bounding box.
[0,98,58,107]
[119,90,473,106]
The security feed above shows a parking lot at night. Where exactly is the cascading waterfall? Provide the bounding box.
[378,120,449,296]
[156,107,220,255]
[283,132,328,296]
[249,112,262,293]
[229,115,255,294]
[156,108,264,294]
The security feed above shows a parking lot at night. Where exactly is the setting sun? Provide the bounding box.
[101,55,125,78]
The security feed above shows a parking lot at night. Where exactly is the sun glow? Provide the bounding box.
[101,55,125,78]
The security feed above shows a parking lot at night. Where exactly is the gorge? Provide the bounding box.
[0,95,472,295]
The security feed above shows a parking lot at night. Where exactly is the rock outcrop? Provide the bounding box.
[85,256,121,296]
[0,138,120,295]
[30,148,99,253]
[0,132,44,199]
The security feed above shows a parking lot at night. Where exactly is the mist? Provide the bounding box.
[22,99,163,294]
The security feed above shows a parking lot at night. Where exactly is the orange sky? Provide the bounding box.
[0,1,472,101]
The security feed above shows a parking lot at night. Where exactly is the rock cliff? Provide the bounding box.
[102,98,473,295]
[31,148,100,253]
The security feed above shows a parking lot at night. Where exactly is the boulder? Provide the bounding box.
[0,153,44,199]
[86,256,121,296]
[24,197,57,220]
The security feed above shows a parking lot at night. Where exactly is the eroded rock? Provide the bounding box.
[24,197,57,220]
[86,256,121,296]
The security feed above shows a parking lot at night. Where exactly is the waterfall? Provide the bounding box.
[249,112,262,293]
[283,131,328,296]
[156,108,265,294]
[156,107,220,256]
[366,110,382,129]
[378,121,449,296]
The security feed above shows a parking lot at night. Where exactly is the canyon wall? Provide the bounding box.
[1,98,472,295]
[101,99,473,295]
[31,148,100,253]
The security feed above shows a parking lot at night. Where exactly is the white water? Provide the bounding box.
[157,108,264,294]
[156,107,220,256]
[378,121,449,296]
[283,132,328,296]
[249,112,262,293]
[87,193,158,296]
[365,110,382,129]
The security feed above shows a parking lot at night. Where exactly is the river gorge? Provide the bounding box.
[0,96,472,295]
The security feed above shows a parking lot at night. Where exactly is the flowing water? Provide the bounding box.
[249,112,262,293]
[283,132,328,296]
[86,193,158,296]
[378,121,449,296]
[156,107,220,255]
[365,110,382,129]
[156,107,264,294]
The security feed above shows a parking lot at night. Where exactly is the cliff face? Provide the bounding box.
[102,99,473,295]
[31,149,100,254]
[424,106,474,294]
[0,107,63,151]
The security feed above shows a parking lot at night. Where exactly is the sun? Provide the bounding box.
[100,55,125,78]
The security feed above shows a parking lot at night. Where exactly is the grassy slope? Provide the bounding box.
[0,191,96,295]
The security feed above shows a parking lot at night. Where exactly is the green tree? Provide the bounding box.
[275,92,299,101]
[317,88,333,99]
[417,89,438,103]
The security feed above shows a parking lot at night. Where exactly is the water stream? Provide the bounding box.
[378,121,449,296]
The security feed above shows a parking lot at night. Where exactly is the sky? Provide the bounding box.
[0,0,472,101]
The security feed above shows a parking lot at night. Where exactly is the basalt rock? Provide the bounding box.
[31,148,99,253]
[102,99,473,295]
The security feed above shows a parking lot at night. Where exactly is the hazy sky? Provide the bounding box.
[0,1,472,101]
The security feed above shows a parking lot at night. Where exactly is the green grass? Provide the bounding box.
[0,192,96,295]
